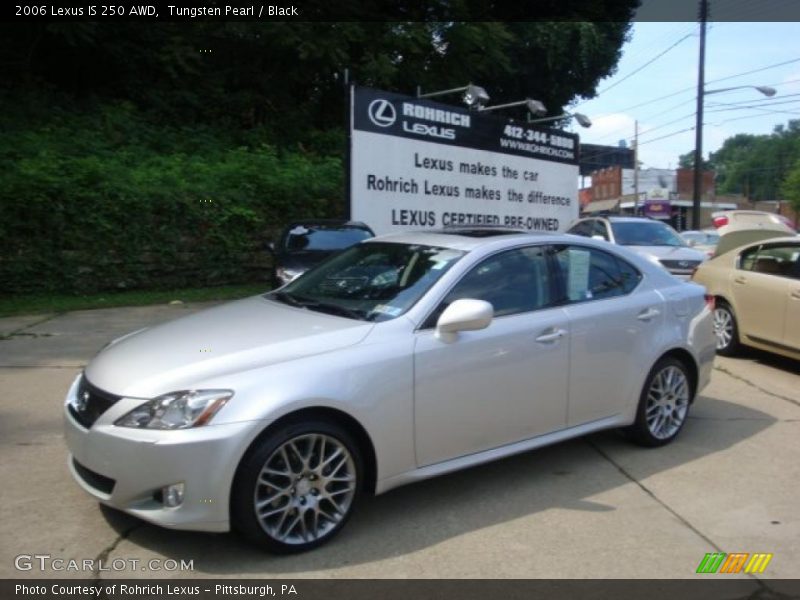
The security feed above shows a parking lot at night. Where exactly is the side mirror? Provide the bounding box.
[436,299,493,342]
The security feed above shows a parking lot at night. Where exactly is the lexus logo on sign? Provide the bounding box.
[367,99,396,127]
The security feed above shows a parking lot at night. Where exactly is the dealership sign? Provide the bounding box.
[349,87,580,235]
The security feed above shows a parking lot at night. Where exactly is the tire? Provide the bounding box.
[713,301,740,356]
[626,357,693,447]
[231,420,363,553]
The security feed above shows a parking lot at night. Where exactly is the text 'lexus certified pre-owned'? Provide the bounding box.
[65,229,715,553]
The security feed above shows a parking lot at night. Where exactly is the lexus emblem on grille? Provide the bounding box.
[679,261,690,268]
[76,390,89,412]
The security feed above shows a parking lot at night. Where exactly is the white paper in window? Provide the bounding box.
[567,248,591,301]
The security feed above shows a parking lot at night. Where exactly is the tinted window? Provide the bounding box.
[274,242,464,321]
[568,220,593,237]
[610,221,686,247]
[552,245,641,302]
[423,246,555,327]
[592,220,610,241]
[282,226,372,251]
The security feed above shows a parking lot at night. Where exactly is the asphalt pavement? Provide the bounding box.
[0,301,798,583]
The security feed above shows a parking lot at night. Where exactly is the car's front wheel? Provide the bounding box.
[232,420,362,553]
[627,357,692,447]
[713,301,740,356]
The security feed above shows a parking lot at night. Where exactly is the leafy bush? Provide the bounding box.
[0,101,344,294]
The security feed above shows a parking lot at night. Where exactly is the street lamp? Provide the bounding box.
[527,112,592,128]
[479,98,548,117]
[692,84,777,228]
[417,83,490,109]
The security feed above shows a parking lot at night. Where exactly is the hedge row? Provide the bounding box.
[0,104,344,294]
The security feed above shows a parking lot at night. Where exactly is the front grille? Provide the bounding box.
[660,259,702,271]
[72,458,116,494]
[68,375,122,429]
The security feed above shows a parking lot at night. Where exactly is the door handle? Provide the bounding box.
[791,290,800,300]
[637,308,661,321]
[535,328,566,343]
[734,276,747,285]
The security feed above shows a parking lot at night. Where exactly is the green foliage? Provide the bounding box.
[782,159,800,213]
[0,99,343,294]
[0,15,638,295]
[678,150,714,170]
[706,121,800,200]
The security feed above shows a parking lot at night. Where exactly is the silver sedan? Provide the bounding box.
[64,229,716,553]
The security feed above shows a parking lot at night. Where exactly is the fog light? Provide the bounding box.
[162,483,185,508]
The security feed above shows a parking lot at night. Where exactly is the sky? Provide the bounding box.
[563,21,800,172]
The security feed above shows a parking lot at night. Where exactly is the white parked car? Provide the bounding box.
[567,216,708,279]
[65,229,715,553]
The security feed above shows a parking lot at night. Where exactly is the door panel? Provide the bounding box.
[733,244,796,345]
[414,308,569,467]
[413,244,569,467]
[564,288,664,425]
[551,244,658,425]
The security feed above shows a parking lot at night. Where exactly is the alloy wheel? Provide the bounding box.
[645,365,690,440]
[714,307,733,350]
[253,433,357,546]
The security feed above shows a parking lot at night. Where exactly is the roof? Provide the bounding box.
[367,229,563,252]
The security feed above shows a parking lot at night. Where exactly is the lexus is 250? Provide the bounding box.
[65,229,715,553]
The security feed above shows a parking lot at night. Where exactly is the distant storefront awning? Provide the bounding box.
[644,200,671,219]
[583,198,620,213]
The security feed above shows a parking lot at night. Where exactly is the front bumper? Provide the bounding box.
[63,377,258,532]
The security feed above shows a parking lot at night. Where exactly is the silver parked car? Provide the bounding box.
[568,216,708,279]
[64,229,715,553]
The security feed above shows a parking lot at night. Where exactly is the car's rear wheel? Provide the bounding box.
[627,357,692,447]
[713,301,740,356]
[232,420,362,553]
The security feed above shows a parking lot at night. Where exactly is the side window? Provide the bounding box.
[739,246,760,272]
[568,220,593,237]
[552,245,640,303]
[751,245,800,278]
[592,220,610,241]
[422,246,555,327]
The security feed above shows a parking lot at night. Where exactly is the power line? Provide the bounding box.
[593,33,694,97]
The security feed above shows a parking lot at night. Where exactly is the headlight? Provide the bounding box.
[276,267,304,284]
[115,389,233,430]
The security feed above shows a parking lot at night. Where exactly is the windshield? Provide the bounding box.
[268,242,465,322]
[282,226,373,252]
[611,221,687,247]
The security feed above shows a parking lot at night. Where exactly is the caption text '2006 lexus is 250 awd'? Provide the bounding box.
[64,228,716,553]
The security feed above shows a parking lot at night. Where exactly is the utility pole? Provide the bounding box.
[692,0,708,229]
[633,120,639,215]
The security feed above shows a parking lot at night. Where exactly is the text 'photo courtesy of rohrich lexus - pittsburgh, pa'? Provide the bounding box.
[65,228,716,553]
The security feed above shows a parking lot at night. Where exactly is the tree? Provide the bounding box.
[782,158,800,213]
[678,150,714,170]
[706,122,800,201]
[1,12,637,145]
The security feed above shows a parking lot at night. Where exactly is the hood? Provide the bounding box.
[625,245,707,261]
[84,295,373,397]
[714,230,794,258]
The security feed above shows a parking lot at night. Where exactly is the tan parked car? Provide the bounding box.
[692,235,800,360]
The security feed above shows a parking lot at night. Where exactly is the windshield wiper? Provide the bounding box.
[304,301,366,321]
[273,291,366,320]
[272,291,304,307]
